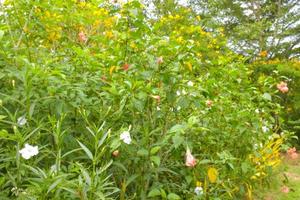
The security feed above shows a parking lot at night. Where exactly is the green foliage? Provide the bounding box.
[0,0,294,199]
[189,0,300,59]
[252,59,300,144]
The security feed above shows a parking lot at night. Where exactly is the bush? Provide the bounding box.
[0,1,293,199]
[252,59,300,145]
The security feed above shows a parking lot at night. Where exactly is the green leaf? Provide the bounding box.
[150,146,161,155]
[125,174,139,187]
[167,193,181,200]
[198,159,212,165]
[150,156,161,166]
[0,30,4,40]
[29,102,36,117]
[77,140,93,160]
[160,189,167,198]
[137,149,148,157]
[169,124,185,133]
[47,178,62,194]
[241,162,249,173]
[172,134,184,149]
[81,168,91,186]
[148,188,161,197]
[262,93,272,101]
[98,129,110,148]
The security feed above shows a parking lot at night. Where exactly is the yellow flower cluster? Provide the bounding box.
[38,11,63,42]
[249,136,283,180]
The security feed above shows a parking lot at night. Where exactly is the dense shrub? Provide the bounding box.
[252,59,300,144]
[0,1,293,199]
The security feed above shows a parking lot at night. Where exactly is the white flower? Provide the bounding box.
[17,116,27,126]
[120,131,132,144]
[268,135,273,140]
[156,106,161,111]
[254,143,258,149]
[115,13,121,19]
[177,106,181,111]
[176,90,181,96]
[262,126,269,133]
[255,109,259,114]
[187,81,194,87]
[194,186,203,196]
[19,144,39,160]
[182,89,187,95]
[50,164,58,175]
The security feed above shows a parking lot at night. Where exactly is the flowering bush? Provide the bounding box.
[252,59,300,145]
[0,1,294,199]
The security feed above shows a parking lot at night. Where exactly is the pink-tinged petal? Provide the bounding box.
[206,100,213,107]
[78,31,87,43]
[277,81,289,93]
[185,149,197,167]
[156,56,163,64]
[281,186,289,193]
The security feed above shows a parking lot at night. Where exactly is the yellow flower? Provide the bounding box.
[45,11,51,18]
[207,167,218,183]
[185,62,192,71]
[48,32,61,41]
[35,8,41,13]
[196,181,202,187]
[105,31,114,39]
[93,20,101,28]
[176,36,184,43]
[109,66,117,75]
[104,18,115,28]
[259,50,268,57]
[130,42,137,49]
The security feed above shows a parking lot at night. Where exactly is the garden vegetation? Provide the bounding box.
[0,0,298,199]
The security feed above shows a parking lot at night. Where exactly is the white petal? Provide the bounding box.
[123,137,132,144]
[17,116,27,126]
[21,153,32,160]
[19,144,38,159]
[120,131,131,144]
[187,81,194,87]
[194,187,203,195]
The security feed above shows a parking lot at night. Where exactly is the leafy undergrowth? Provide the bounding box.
[255,154,300,200]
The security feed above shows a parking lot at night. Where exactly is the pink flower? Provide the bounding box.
[156,56,163,64]
[281,185,289,193]
[185,149,196,167]
[206,100,213,107]
[287,147,298,160]
[78,31,87,43]
[287,147,296,155]
[151,95,161,103]
[122,63,130,71]
[277,81,289,93]
[290,153,298,160]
